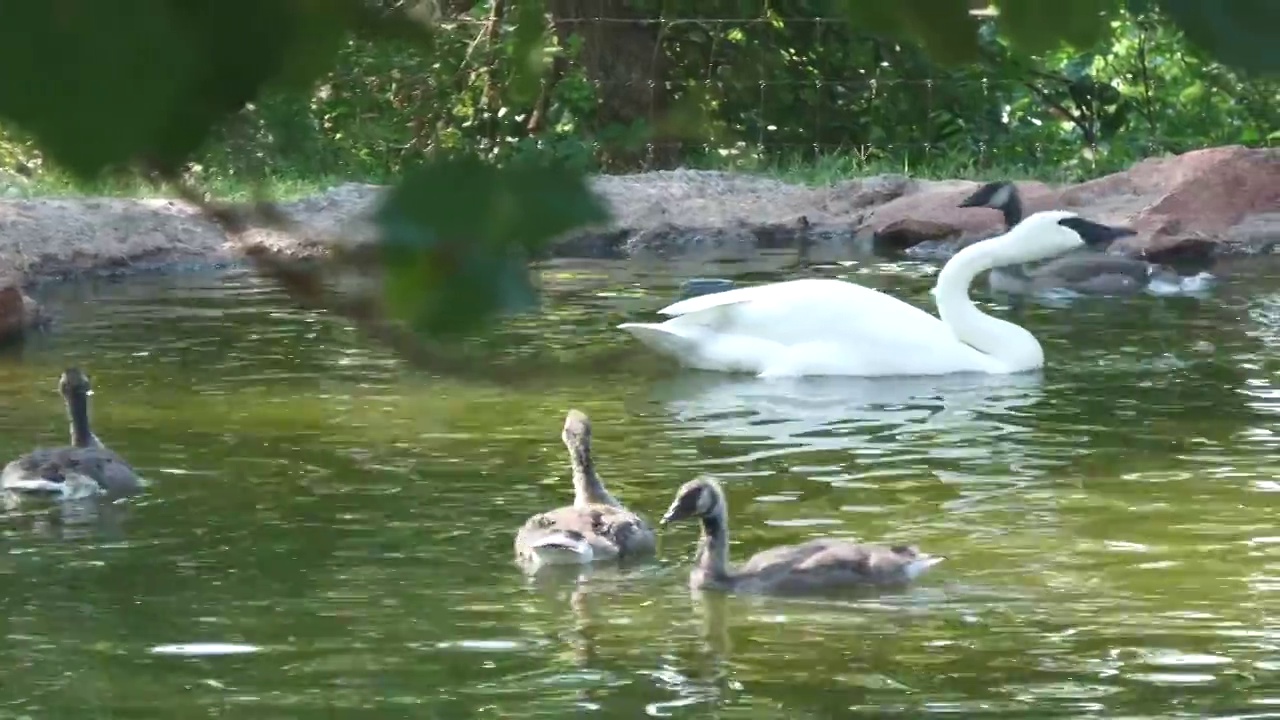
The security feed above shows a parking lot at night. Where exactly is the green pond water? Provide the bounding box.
[2,253,1280,718]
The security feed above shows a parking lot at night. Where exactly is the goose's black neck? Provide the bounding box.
[999,189,1023,230]
[65,390,95,448]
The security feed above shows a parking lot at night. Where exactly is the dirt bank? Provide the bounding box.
[0,144,1275,341]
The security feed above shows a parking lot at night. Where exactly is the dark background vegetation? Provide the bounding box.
[1,1,1275,190]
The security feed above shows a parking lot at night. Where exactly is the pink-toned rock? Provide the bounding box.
[862,179,1058,244]
[860,145,1280,259]
[875,218,964,248]
[1085,146,1279,258]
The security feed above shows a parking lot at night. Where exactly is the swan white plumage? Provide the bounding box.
[617,210,1134,378]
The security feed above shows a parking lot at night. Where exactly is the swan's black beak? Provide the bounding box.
[1058,217,1137,249]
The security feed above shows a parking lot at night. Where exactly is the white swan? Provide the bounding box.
[617,210,1134,378]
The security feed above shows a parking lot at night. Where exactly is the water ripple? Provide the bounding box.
[0,260,1278,717]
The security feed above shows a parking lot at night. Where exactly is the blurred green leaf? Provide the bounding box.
[0,1,363,178]
[837,2,907,37]
[374,156,609,337]
[997,0,1116,53]
[272,0,359,93]
[898,0,983,64]
[0,4,194,177]
[1158,0,1280,75]
[655,88,718,144]
[840,0,981,64]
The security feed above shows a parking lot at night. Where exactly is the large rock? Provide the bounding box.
[861,146,1280,261]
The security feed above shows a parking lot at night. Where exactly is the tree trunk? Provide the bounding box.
[545,0,676,170]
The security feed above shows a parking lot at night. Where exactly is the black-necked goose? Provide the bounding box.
[960,181,1215,296]
[2,368,144,502]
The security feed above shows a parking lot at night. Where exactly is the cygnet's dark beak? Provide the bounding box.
[1058,217,1137,249]
[659,503,686,526]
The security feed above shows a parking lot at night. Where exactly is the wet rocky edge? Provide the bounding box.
[0,144,1275,342]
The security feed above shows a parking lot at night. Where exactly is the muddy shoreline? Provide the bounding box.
[0,144,1275,339]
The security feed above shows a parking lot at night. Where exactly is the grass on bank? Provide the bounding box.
[2,168,363,202]
[0,147,1118,201]
[718,150,1091,186]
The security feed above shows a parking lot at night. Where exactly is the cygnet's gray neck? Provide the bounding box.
[567,439,620,507]
[697,509,732,580]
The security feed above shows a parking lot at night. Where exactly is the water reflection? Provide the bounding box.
[648,370,1045,464]
[644,370,1072,540]
[8,261,1280,717]
[0,496,133,542]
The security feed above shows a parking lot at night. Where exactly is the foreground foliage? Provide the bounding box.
[0,1,1274,356]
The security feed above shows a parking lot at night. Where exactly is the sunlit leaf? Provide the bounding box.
[1178,80,1207,103]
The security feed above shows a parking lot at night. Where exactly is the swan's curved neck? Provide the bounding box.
[567,437,620,508]
[65,391,100,449]
[935,241,1043,371]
